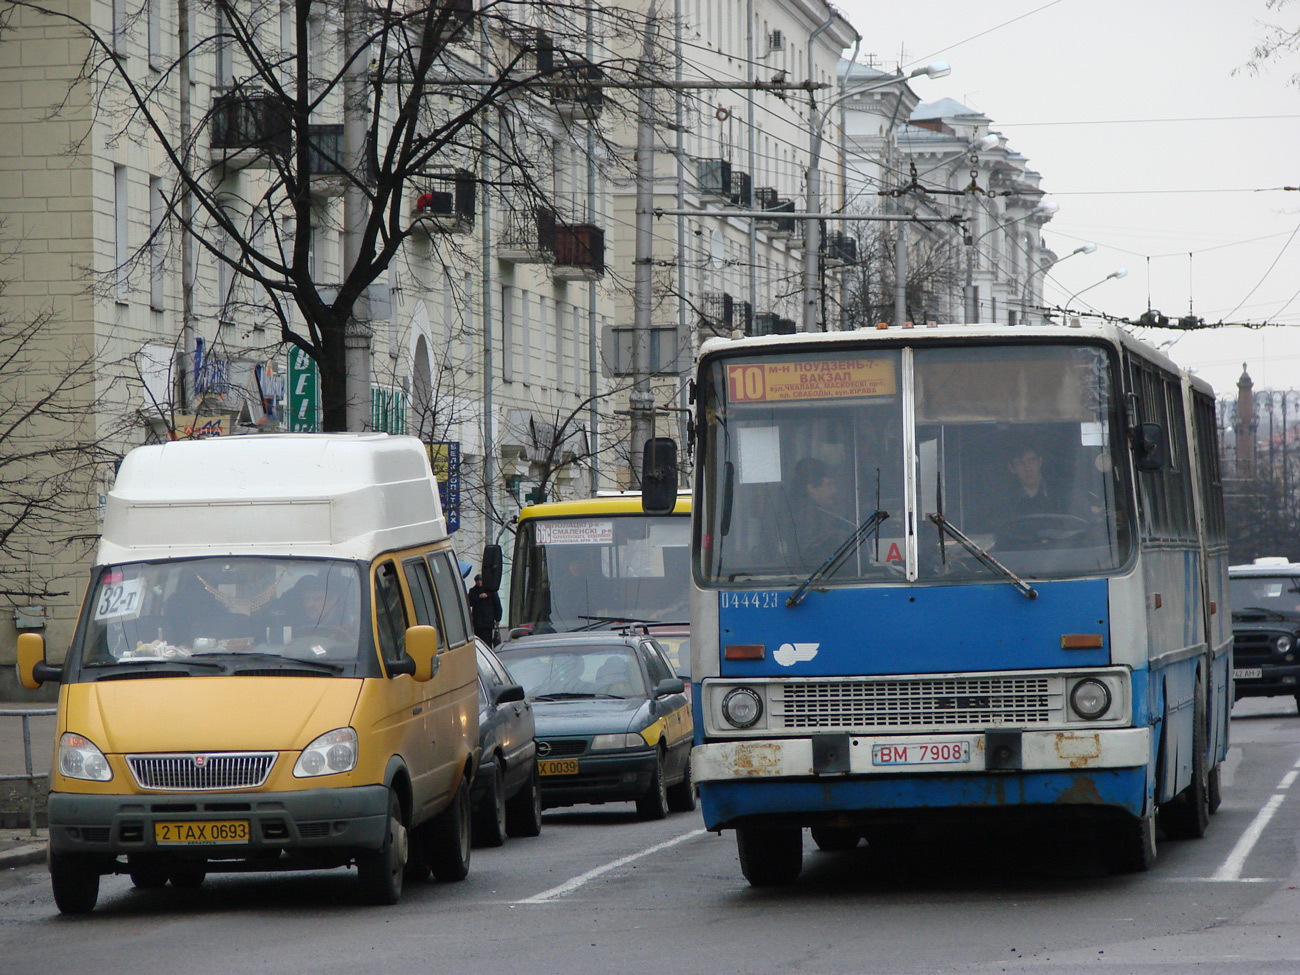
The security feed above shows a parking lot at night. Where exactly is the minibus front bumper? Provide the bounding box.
[691,728,1151,831]
[47,785,391,858]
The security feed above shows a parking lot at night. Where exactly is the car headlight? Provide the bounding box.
[590,733,645,751]
[721,687,763,729]
[58,733,113,782]
[293,727,358,777]
[1069,678,1112,720]
[1277,635,1294,653]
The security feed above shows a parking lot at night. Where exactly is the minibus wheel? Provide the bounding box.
[357,787,407,905]
[736,826,802,886]
[427,774,471,881]
[127,854,170,889]
[50,854,100,915]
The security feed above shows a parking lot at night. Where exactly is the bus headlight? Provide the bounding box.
[1069,679,1112,720]
[721,687,763,729]
[58,733,113,782]
[1277,635,1293,653]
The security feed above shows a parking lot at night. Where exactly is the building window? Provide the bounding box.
[500,285,514,383]
[113,0,127,54]
[114,165,129,301]
[148,0,162,70]
[149,177,164,309]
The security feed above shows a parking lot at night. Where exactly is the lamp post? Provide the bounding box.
[1021,240,1095,325]
[804,61,950,331]
[963,200,1057,323]
[1065,267,1127,311]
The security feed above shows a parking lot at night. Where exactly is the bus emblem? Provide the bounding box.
[774,643,819,666]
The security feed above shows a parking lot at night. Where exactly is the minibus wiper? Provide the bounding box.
[191,651,345,674]
[928,513,1037,599]
[786,510,890,608]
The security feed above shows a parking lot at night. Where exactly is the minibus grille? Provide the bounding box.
[772,676,1057,732]
[127,752,277,791]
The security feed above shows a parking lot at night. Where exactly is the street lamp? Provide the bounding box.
[1021,240,1095,325]
[803,61,950,331]
[1065,267,1127,310]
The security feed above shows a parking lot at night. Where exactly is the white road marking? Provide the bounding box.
[1212,792,1286,882]
[515,828,707,904]
[1281,771,1298,790]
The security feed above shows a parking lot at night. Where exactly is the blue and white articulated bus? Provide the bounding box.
[686,323,1231,885]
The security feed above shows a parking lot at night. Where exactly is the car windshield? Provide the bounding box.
[77,557,365,672]
[503,646,648,700]
[1230,575,1300,616]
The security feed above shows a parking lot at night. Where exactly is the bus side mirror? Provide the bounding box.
[1133,422,1165,473]
[480,545,503,592]
[402,625,441,682]
[642,438,678,515]
[16,633,60,689]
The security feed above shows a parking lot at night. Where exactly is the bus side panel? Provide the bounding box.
[1207,549,1232,769]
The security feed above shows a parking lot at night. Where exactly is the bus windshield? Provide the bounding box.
[698,343,1133,585]
[511,513,691,631]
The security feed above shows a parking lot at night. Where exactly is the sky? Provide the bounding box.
[835,0,1300,400]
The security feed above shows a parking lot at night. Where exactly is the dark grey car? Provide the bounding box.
[471,639,542,846]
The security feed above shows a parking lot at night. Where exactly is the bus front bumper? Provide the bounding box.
[691,728,1151,831]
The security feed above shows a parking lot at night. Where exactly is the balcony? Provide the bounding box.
[751,312,795,337]
[410,168,476,233]
[822,231,858,265]
[499,206,557,264]
[433,0,473,43]
[701,292,734,334]
[729,169,752,207]
[209,90,291,168]
[303,123,345,195]
[552,223,604,280]
[551,60,605,123]
[699,159,732,200]
[759,197,797,236]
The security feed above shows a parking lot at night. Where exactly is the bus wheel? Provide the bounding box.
[1104,808,1157,874]
[1159,694,1211,839]
[736,826,802,886]
[50,854,101,915]
[1208,765,1223,814]
[810,826,861,851]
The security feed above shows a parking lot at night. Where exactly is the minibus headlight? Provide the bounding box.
[1277,635,1293,653]
[1069,679,1112,720]
[721,687,763,729]
[294,727,358,777]
[58,733,113,782]
[591,733,645,751]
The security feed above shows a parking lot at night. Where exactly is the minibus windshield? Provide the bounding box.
[75,557,366,674]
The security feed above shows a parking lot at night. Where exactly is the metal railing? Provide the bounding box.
[1,708,54,837]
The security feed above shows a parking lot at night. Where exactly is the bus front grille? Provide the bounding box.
[771,676,1057,732]
[127,752,277,791]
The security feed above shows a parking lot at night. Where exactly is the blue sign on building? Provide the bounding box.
[430,441,461,532]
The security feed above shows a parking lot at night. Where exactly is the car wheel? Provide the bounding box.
[635,748,670,821]
[356,787,407,905]
[128,854,170,889]
[810,826,861,851]
[666,751,697,813]
[50,854,101,915]
[167,861,207,889]
[505,759,543,838]
[472,760,508,848]
[426,776,472,882]
[736,826,802,887]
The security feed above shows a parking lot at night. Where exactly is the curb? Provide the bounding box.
[0,842,45,869]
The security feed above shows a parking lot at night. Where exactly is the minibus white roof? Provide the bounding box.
[98,434,446,563]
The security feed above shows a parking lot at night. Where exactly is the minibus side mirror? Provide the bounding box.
[641,437,678,515]
[400,625,441,682]
[1133,422,1165,473]
[16,633,61,689]
[480,545,503,592]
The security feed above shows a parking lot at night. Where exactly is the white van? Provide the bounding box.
[18,435,480,912]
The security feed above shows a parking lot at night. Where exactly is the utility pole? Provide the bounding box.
[343,0,372,432]
[629,7,660,483]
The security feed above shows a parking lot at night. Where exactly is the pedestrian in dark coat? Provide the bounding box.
[467,574,502,645]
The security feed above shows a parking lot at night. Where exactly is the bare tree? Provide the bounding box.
[2,0,663,430]
[841,220,962,328]
[1239,0,1300,86]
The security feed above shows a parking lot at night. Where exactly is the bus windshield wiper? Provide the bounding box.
[928,513,1037,599]
[787,510,889,608]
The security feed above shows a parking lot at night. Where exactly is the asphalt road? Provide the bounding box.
[4,698,1300,975]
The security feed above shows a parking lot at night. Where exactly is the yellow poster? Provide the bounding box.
[726,359,897,403]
